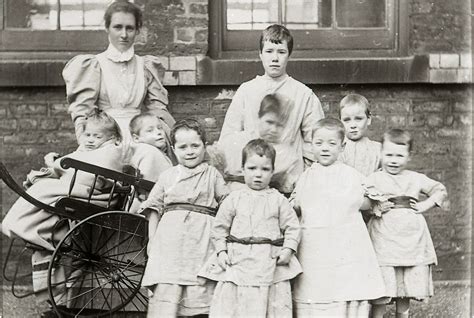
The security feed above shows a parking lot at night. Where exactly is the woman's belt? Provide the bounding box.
[388,196,418,209]
[163,203,217,217]
[226,234,284,246]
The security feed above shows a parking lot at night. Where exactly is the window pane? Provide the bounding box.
[5,0,105,30]
[336,0,386,28]
[285,0,331,29]
[227,0,278,30]
[6,0,58,29]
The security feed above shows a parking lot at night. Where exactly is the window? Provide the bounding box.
[209,0,408,58]
[1,0,108,51]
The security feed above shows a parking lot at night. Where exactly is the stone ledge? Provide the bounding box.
[1,53,472,87]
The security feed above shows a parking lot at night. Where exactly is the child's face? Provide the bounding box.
[340,104,371,141]
[381,140,410,175]
[259,40,289,79]
[313,128,344,166]
[243,153,274,191]
[173,128,206,169]
[258,112,284,143]
[133,117,167,150]
[82,122,114,150]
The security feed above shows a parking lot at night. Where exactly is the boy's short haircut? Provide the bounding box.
[259,24,294,55]
[242,139,276,169]
[340,94,371,117]
[129,112,162,136]
[382,128,413,152]
[83,108,122,142]
[170,118,207,146]
[312,118,345,142]
[258,93,290,123]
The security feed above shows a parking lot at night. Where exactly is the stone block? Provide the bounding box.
[439,54,460,68]
[169,56,196,71]
[175,28,194,43]
[386,115,407,127]
[18,118,38,130]
[0,118,17,131]
[49,103,68,115]
[429,54,440,68]
[459,53,472,68]
[407,114,426,127]
[195,29,208,43]
[430,69,458,83]
[39,118,62,130]
[9,104,48,116]
[163,71,179,86]
[189,3,207,15]
[178,71,197,85]
[453,101,471,112]
[436,128,463,138]
[457,69,472,83]
[413,100,447,113]
[426,114,444,127]
[155,56,170,70]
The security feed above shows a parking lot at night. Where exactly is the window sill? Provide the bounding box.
[198,55,434,85]
[0,53,471,87]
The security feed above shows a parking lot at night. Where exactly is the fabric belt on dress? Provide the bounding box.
[226,234,284,246]
[162,203,217,217]
[388,196,418,209]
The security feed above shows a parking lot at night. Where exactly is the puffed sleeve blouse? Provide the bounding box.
[63,49,174,133]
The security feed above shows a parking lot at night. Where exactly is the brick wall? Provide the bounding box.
[0,84,471,281]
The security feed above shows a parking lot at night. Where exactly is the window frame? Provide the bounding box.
[0,0,107,51]
[209,0,409,59]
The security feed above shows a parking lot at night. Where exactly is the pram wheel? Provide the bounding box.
[47,211,148,317]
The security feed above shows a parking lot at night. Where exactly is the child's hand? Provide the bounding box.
[411,199,435,213]
[217,251,230,269]
[372,200,394,217]
[276,248,293,265]
[44,152,60,168]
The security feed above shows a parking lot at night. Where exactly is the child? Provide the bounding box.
[217,93,300,194]
[367,129,448,318]
[1,109,124,301]
[128,112,174,182]
[339,93,381,176]
[199,139,302,317]
[219,24,324,181]
[138,119,228,317]
[291,118,385,317]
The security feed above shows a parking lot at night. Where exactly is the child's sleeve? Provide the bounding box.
[211,195,236,254]
[138,177,166,215]
[278,197,301,252]
[219,87,245,140]
[213,169,230,204]
[419,172,448,209]
[289,173,305,216]
[301,92,324,165]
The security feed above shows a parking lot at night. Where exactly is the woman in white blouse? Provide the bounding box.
[63,0,175,143]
